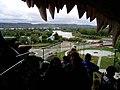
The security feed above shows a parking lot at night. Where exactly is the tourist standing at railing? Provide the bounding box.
[61,55,70,70]
[99,66,117,90]
[64,51,91,90]
[43,56,65,90]
[82,53,101,88]
[40,60,50,80]
[117,78,120,90]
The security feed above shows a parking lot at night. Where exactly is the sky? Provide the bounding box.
[0,0,97,25]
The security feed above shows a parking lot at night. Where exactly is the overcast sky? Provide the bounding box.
[0,0,97,25]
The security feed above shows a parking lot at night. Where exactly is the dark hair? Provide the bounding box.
[63,56,69,63]
[71,48,76,52]
[50,56,62,68]
[69,51,83,64]
[85,53,91,61]
[106,66,116,74]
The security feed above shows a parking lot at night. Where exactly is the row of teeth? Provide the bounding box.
[22,0,120,47]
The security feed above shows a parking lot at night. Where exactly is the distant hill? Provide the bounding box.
[0,23,96,29]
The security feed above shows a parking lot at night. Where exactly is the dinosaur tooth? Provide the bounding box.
[66,0,75,13]
[60,0,65,10]
[101,16,108,30]
[77,4,86,19]
[56,7,60,13]
[55,0,62,13]
[86,5,92,19]
[26,0,31,8]
[108,20,112,34]
[96,13,104,32]
[38,6,47,21]
[22,0,26,2]
[60,0,66,10]
[111,21,120,46]
[31,0,34,7]
[90,7,96,22]
[48,3,55,19]
[36,0,48,21]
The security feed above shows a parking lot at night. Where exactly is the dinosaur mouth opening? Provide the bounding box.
[22,0,120,47]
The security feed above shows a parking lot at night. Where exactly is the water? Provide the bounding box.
[79,50,114,56]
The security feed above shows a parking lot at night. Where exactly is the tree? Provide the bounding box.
[53,32,60,40]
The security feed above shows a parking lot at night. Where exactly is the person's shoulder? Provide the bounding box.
[82,61,87,65]
[89,62,99,68]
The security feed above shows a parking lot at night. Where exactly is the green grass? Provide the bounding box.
[91,56,99,65]
[100,56,114,69]
[55,51,66,60]
[83,47,114,52]
[31,43,51,49]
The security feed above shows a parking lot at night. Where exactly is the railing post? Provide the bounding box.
[113,48,118,67]
[42,47,45,60]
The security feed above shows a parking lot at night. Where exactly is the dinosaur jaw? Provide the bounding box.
[22,0,120,47]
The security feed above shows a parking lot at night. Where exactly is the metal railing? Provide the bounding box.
[0,52,32,76]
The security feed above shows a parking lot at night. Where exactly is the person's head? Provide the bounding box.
[85,53,91,62]
[69,51,83,66]
[67,48,77,56]
[41,60,50,72]
[50,56,62,68]
[12,41,20,50]
[62,55,69,64]
[71,48,76,52]
[106,65,116,77]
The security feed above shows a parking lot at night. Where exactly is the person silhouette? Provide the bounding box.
[44,56,65,90]
[99,65,117,90]
[82,53,100,88]
[65,51,91,90]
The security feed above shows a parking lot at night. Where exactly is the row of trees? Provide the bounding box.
[62,28,111,39]
[0,29,62,45]
[0,27,112,46]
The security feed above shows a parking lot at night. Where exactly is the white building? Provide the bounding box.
[52,30,74,38]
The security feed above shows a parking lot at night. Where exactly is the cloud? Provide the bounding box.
[0,0,96,25]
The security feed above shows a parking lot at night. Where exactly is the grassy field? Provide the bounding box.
[100,56,114,69]
[32,43,51,48]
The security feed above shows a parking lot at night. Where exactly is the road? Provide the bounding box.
[29,41,74,60]
[29,41,112,60]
